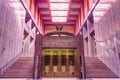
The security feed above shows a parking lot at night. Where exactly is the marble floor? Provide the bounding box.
[0,78,120,80]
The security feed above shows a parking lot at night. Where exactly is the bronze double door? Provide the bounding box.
[41,49,78,77]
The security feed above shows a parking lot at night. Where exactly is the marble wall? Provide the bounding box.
[94,0,120,77]
[0,0,24,75]
[0,0,37,75]
[21,20,36,57]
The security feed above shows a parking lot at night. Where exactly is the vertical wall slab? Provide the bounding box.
[94,0,120,77]
[21,20,36,57]
[0,0,24,75]
[83,27,89,57]
[87,20,95,57]
[34,34,43,78]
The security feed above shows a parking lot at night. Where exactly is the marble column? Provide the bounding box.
[83,27,89,57]
[87,20,94,57]
[34,33,43,79]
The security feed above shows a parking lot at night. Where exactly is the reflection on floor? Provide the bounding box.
[82,78,120,80]
[0,78,120,80]
[41,78,79,80]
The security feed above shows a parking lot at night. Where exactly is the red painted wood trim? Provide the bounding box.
[34,2,37,21]
[67,0,72,22]
[74,21,76,35]
[36,1,82,5]
[87,0,89,11]
[47,0,52,22]
[82,2,85,20]
[30,0,32,11]
[38,10,40,26]
[45,24,74,26]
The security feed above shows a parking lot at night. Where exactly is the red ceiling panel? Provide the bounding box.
[36,0,48,3]
[36,0,82,27]
[71,0,83,3]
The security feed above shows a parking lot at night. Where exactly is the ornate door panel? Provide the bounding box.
[41,49,78,77]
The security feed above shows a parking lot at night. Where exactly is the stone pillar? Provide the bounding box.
[76,34,85,78]
[91,34,96,56]
[83,27,89,57]
[76,34,81,78]
[33,54,39,79]
[87,20,94,57]
[34,33,43,79]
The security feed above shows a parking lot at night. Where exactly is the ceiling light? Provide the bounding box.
[49,0,70,2]
[52,17,67,22]
[99,0,117,3]
[93,11,105,16]
[50,3,69,10]
[96,3,111,9]
[51,11,68,16]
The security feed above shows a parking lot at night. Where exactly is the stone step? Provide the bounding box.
[85,57,118,78]
[0,57,34,78]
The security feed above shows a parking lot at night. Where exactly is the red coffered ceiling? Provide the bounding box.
[35,0,83,26]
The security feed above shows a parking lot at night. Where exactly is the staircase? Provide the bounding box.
[0,57,34,78]
[85,57,118,78]
[41,78,79,80]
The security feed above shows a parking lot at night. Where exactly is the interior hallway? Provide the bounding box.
[0,0,120,79]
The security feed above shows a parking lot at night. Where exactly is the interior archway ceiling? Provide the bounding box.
[36,0,83,27]
[6,0,117,35]
[35,0,83,35]
[36,0,117,35]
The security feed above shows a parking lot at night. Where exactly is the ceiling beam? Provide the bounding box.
[71,0,83,3]
[43,20,52,22]
[36,1,48,4]
[40,14,50,17]
[36,1,82,5]
[43,20,76,23]
[39,8,49,11]
[39,8,80,12]
[69,15,78,17]
[71,3,81,6]
[44,24,75,26]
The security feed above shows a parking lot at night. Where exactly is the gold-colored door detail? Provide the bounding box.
[41,49,78,77]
